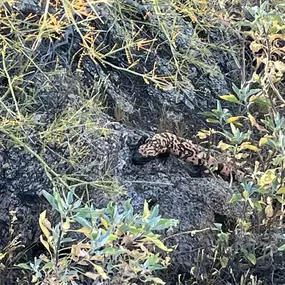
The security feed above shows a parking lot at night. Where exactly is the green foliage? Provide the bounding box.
[0,211,24,276]
[18,189,178,284]
[1,0,285,284]
[194,1,285,283]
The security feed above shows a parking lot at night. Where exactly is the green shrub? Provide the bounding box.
[193,1,285,282]
[17,189,178,284]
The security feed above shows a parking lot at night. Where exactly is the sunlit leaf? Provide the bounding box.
[0,251,7,261]
[274,60,285,72]
[206,118,219,123]
[31,275,38,283]
[250,41,263,53]
[101,217,108,229]
[109,234,117,241]
[253,72,260,82]
[235,153,249,159]
[259,169,276,186]
[278,244,285,251]
[220,94,240,104]
[276,196,285,205]
[61,220,70,232]
[248,113,266,131]
[243,190,249,199]
[73,227,92,235]
[40,235,52,257]
[246,253,256,265]
[143,236,172,252]
[265,204,274,218]
[102,247,125,255]
[249,96,271,106]
[227,116,243,123]
[93,264,108,280]
[39,210,50,239]
[143,200,151,220]
[259,137,269,146]
[16,263,31,270]
[197,131,207,139]
[230,123,237,135]
[217,141,232,151]
[230,193,244,203]
[239,142,260,152]
[144,276,166,284]
[277,187,285,194]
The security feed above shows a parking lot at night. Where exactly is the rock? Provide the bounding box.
[0,1,248,283]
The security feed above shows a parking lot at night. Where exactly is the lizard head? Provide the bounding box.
[132,135,164,165]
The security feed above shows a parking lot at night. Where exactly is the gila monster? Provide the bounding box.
[132,132,245,181]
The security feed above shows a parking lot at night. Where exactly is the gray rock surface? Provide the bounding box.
[0,1,246,283]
